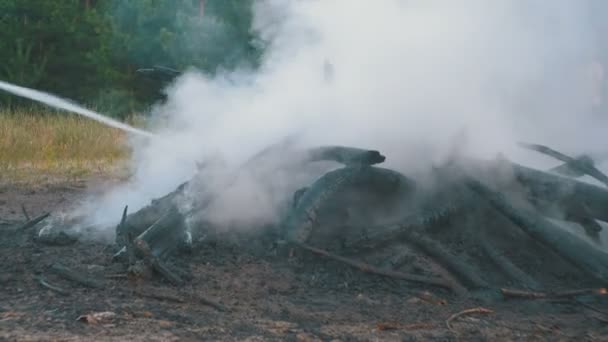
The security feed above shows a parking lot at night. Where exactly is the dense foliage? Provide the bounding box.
[0,0,260,117]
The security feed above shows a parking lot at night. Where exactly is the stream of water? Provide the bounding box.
[0,80,154,138]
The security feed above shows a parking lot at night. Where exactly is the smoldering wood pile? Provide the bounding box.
[18,143,608,302]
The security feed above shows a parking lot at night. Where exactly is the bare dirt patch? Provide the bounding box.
[1,180,607,341]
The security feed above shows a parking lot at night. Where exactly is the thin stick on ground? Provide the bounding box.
[575,299,608,317]
[402,229,489,289]
[105,273,128,279]
[36,276,69,296]
[21,204,30,221]
[446,307,494,331]
[133,289,185,303]
[294,241,455,291]
[17,212,50,231]
[501,288,607,300]
[133,289,227,312]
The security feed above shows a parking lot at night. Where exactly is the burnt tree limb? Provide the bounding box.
[518,142,608,186]
[400,229,489,289]
[133,206,187,259]
[479,160,608,223]
[36,276,70,296]
[17,212,50,231]
[478,235,540,290]
[115,205,188,261]
[116,182,188,242]
[282,165,415,243]
[466,178,608,283]
[501,287,607,300]
[304,146,386,166]
[294,241,456,291]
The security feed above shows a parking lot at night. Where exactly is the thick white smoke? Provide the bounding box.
[78,0,607,234]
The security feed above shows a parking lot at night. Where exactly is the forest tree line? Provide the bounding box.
[0,0,261,117]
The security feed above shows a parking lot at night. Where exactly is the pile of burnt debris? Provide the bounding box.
[17,142,608,304]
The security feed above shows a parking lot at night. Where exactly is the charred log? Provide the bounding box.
[282,165,415,243]
[50,263,105,289]
[400,229,488,289]
[17,212,50,231]
[466,178,608,283]
[304,146,386,166]
[518,142,608,186]
[503,162,608,223]
[477,235,540,290]
[115,205,188,261]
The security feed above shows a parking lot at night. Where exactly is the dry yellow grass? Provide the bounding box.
[0,109,132,184]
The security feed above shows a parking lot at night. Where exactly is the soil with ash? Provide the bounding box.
[1,180,607,341]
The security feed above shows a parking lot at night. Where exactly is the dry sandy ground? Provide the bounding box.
[1,180,608,341]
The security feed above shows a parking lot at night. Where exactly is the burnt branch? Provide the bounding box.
[294,241,456,291]
[50,263,104,289]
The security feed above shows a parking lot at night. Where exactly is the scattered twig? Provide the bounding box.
[501,288,607,300]
[196,295,228,312]
[377,321,434,331]
[446,307,493,331]
[402,229,488,289]
[77,311,116,324]
[50,263,105,289]
[478,235,540,290]
[118,206,138,266]
[20,204,30,221]
[36,276,69,296]
[591,314,608,324]
[534,323,568,337]
[294,241,455,291]
[133,289,227,312]
[416,291,448,305]
[575,299,608,317]
[17,212,50,231]
[518,142,608,187]
[105,273,128,279]
[134,289,185,303]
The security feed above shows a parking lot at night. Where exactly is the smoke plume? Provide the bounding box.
[78,0,608,235]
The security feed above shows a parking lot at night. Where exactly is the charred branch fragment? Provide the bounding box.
[17,212,50,231]
[20,204,30,221]
[304,146,386,166]
[446,307,493,331]
[518,142,608,186]
[501,288,607,300]
[400,229,489,289]
[133,289,226,311]
[294,241,455,291]
[36,276,70,296]
[133,206,187,259]
[507,162,608,223]
[466,178,608,283]
[283,166,415,243]
[50,263,105,289]
[478,235,540,290]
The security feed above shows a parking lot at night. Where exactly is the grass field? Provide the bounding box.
[0,109,133,184]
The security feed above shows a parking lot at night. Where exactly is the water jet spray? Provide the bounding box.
[0,80,155,138]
